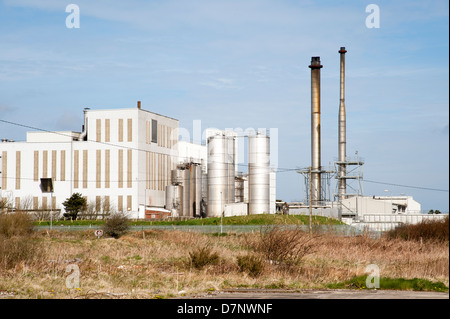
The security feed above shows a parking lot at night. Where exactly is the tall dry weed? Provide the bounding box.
[250,226,315,266]
[0,212,43,270]
[386,216,449,242]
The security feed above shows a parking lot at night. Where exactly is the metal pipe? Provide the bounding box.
[338,47,347,203]
[309,57,323,205]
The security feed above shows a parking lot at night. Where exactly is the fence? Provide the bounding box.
[34,224,381,237]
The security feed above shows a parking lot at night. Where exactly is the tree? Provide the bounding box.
[62,193,86,220]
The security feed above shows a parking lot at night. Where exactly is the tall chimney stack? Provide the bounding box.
[309,56,323,205]
[338,47,347,205]
[137,101,141,109]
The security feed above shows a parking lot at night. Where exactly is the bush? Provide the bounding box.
[237,254,265,277]
[189,245,220,270]
[0,212,34,238]
[102,213,130,239]
[0,198,8,211]
[0,237,43,270]
[251,226,314,267]
[386,216,449,242]
[0,212,42,270]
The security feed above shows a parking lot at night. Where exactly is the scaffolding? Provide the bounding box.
[333,155,365,218]
[296,166,335,207]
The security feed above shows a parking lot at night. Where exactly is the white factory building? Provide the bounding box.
[0,104,276,219]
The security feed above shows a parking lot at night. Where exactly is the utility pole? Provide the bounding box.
[50,190,53,231]
[220,191,223,234]
[0,153,2,201]
[309,166,312,236]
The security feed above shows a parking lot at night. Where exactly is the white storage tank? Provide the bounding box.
[207,134,235,217]
[248,132,270,214]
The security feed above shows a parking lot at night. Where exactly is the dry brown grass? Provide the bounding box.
[386,215,449,243]
[0,229,447,299]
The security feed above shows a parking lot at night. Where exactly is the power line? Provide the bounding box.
[2,119,448,194]
[0,118,295,172]
[364,179,449,193]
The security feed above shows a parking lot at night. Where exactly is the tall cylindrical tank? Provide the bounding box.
[182,168,190,217]
[165,185,183,217]
[207,134,235,217]
[248,133,270,214]
[189,163,202,217]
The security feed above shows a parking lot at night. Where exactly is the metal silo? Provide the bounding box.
[165,184,183,217]
[207,134,235,217]
[182,167,190,217]
[189,163,202,217]
[248,132,270,214]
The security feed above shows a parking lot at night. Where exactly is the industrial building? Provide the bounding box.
[292,46,446,231]
[1,45,444,230]
[0,102,276,219]
[0,103,178,219]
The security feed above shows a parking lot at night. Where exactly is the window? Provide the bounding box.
[151,119,157,143]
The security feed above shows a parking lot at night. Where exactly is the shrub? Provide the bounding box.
[386,216,449,242]
[0,212,42,270]
[0,237,43,270]
[102,212,130,239]
[237,254,265,277]
[189,245,220,270]
[251,226,314,267]
[0,212,34,238]
[0,198,8,211]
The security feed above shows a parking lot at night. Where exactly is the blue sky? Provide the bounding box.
[0,0,448,211]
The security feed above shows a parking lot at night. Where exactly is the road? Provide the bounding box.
[184,288,449,299]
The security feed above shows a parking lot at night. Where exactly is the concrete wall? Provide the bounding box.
[224,202,248,217]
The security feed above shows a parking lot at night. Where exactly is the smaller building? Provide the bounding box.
[340,195,422,216]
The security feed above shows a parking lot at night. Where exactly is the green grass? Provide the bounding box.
[327,275,449,292]
[34,214,343,227]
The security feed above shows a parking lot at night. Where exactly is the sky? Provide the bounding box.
[0,0,448,212]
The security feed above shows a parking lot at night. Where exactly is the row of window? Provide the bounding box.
[95,118,133,143]
[10,195,133,213]
[1,149,172,192]
[92,117,176,151]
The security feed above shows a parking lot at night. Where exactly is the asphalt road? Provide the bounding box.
[185,289,449,299]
